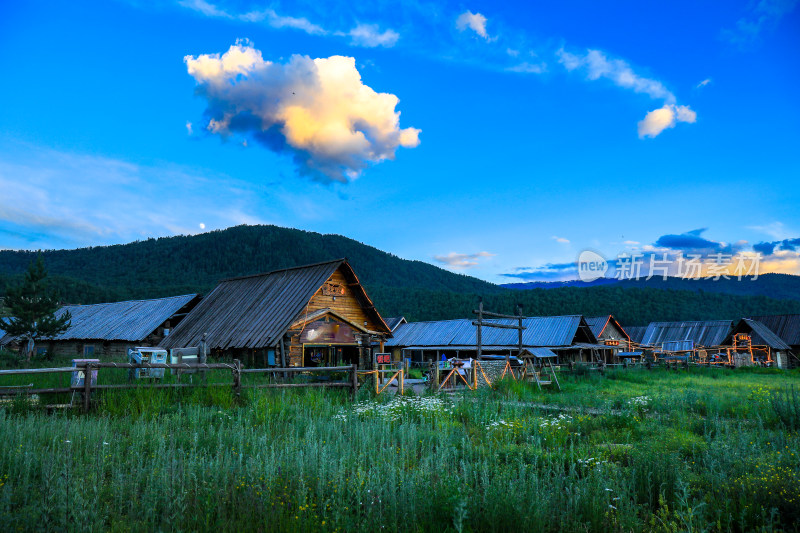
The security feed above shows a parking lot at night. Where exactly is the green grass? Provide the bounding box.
[1,368,799,531]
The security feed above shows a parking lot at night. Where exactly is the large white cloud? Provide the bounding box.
[185,41,420,183]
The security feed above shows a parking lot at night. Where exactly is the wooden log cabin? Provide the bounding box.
[161,259,392,367]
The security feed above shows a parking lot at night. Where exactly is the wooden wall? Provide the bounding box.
[285,267,381,366]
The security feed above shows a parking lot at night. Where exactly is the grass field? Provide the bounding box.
[1,364,799,532]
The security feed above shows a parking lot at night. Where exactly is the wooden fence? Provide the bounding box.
[0,361,359,411]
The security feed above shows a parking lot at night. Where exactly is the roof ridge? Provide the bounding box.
[61,293,198,308]
[220,258,346,282]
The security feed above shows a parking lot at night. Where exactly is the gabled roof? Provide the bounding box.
[748,314,800,346]
[289,308,379,334]
[723,318,791,350]
[386,315,597,349]
[45,294,200,342]
[585,315,630,341]
[640,320,733,348]
[384,317,407,332]
[162,259,389,350]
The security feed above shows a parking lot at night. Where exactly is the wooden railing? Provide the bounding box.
[0,361,359,411]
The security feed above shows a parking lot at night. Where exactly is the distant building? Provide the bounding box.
[722,318,793,368]
[747,315,800,357]
[385,315,604,364]
[639,320,734,349]
[625,326,648,345]
[584,315,632,363]
[38,294,201,359]
[162,259,392,367]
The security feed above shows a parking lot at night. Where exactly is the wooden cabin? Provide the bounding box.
[162,259,392,367]
[33,294,200,360]
[585,315,632,363]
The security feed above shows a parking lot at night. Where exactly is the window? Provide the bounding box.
[83,345,95,357]
[267,349,276,366]
[36,347,48,357]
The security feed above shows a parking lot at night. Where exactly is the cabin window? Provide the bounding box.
[267,349,276,366]
[83,345,95,357]
[36,347,48,357]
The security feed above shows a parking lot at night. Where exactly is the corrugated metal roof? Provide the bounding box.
[641,320,733,348]
[662,340,694,352]
[584,316,610,338]
[722,319,791,350]
[626,326,648,344]
[524,347,558,358]
[386,315,596,349]
[385,317,407,331]
[748,314,800,346]
[46,294,200,342]
[162,259,389,350]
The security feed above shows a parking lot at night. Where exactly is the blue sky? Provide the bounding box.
[0,0,798,283]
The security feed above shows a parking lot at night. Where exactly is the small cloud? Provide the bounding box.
[638,104,696,138]
[240,8,326,35]
[433,251,494,269]
[748,221,792,240]
[697,78,712,88]
[506,48,520,57]
[552,236,570,244]
[456,10,491,40]
[199,222,206,229]
[623,240,640,246]
[348,23,399,48]
[178,0,231,18]
[185,121,193,135]
[722,0,798,46]
[507,62,545,74]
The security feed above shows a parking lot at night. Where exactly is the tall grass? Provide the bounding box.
[0,369,798,531]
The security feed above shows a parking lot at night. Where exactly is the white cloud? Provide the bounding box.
[697,78,712,88]
[0,145,269,249]
[433,251,495,269]
[638,104,696,138]
[456,10,490,40]
[557,48,675,103]
[178,0,231,18]
[185,121,193,135]
[748,221,793,240]
[185,41,421,183]
[240,8,326,35]
[552,236,570,244]
[348,23,400,48]
[506,48,520,57]
[507,62,545,74]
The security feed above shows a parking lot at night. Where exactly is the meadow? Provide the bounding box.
[0,363,799,532]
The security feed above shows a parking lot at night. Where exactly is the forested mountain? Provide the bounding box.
[1,224,799,325]
[502,273,800,302]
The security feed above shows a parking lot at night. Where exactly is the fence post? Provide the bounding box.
[232,359,241,396]
[351,364,358,399]
[83,362,92,413]
[374,370,379,396]
[399,369,404,396]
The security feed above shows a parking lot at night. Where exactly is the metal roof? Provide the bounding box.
[662,340,694,352]
[626,326,648,344]
[386,315,597,349]
[585,315,630,341]
[162,259,390,350]
[723,319,791,350]
[747,314,800,346]
[44,294,200,342]
[640,320,733,348]
[384,317,407,331]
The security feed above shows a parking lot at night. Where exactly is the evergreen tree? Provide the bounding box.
[0,255,71,361]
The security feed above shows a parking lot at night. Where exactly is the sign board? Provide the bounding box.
[604,339,620,346]
[376,353,391,364]
[71,359,99,388]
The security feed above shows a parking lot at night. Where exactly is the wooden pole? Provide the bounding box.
[83,362,92,413]
[233,359,241,396]
[399,368,404,395]
[515,304,523,363]
[476,298,483,361]
[351,364,358,399]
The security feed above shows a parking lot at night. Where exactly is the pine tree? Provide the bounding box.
[0,255,71,362]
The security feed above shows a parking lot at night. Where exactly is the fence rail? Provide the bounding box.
[0,361,360,411]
